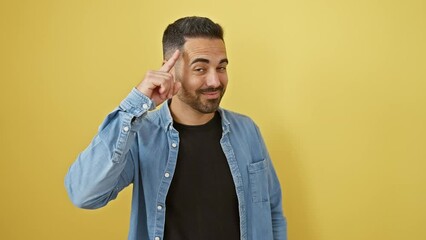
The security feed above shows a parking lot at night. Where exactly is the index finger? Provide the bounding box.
[159,49,180,72]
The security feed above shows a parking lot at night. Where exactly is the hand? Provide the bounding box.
[136,50,181,106]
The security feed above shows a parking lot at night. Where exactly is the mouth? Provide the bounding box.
[199,88,222,99]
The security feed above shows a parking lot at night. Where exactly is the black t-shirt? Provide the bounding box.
[164,112,240,240]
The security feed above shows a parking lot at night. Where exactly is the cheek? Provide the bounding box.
[189,75,209,87]
[181,77,203,92]
[220,74,229,86]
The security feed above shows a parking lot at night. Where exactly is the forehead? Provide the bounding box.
[182,38,227,62]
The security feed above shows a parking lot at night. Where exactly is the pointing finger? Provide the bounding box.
[159,49,180,73]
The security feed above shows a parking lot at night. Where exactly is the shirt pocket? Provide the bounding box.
[248,159,270,203]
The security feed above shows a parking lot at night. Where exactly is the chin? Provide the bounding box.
[197,100,221,114]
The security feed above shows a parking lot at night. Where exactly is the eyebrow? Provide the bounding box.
[220,59,229,64]
[190,58,229,65]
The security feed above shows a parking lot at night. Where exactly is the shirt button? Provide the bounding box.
[142,103,148,110]
[154,237,160,240]
[164,172,170,178]
[123,126,129,132]
[171,142,177,148]
[157,205,163,210]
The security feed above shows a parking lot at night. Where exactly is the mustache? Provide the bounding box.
[197,87,224,94]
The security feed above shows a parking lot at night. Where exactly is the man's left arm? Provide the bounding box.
[254,125,288,240]
[268,158,287,240]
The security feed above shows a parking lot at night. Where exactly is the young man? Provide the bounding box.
[65,16,287,240]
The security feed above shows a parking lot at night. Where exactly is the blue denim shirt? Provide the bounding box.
[65,88,287,240]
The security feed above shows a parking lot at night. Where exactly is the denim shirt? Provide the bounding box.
[65,88,287,240]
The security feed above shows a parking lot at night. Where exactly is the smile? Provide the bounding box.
[198,87,223,99]
[201,90,221,99]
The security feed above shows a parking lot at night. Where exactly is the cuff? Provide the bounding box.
[119,88,155,117]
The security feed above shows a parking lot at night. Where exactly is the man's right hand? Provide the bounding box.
[136,50,181,106]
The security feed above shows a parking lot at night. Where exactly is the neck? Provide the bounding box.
[169,97,216,125]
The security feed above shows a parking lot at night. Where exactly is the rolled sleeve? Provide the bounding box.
[119,88,155,117]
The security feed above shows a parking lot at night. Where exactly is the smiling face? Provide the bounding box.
[173,37,228,115]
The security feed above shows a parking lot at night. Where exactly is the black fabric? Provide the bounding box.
[164,112,240,240]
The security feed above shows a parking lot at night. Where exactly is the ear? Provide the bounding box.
[170,66,177,78]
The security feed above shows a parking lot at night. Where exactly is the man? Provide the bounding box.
[65,16,287,240]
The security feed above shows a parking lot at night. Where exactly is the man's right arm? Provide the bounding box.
[65,50,181,209]
[64,89,154,209]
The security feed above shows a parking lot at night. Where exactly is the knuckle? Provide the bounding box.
[145,70,154,78]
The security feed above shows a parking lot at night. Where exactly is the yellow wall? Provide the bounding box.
[1,0,425,239]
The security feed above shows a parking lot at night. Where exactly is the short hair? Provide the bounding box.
[162,16,224,58]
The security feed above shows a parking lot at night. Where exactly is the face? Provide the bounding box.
[173,38,228,114]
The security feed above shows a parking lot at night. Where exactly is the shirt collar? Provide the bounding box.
[158,100,230,133]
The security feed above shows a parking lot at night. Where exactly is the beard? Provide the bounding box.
[177,85,226,114]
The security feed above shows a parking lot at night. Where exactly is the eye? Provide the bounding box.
[194,68,206,72]
[217,66,227,72]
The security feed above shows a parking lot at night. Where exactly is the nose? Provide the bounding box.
[206,71,221,88]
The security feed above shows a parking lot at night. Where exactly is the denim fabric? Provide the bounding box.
[65,88,287,240]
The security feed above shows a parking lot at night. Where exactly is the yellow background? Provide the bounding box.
[1,0,425,239]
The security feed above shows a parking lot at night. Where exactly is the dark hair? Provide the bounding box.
[162,16,224,58]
